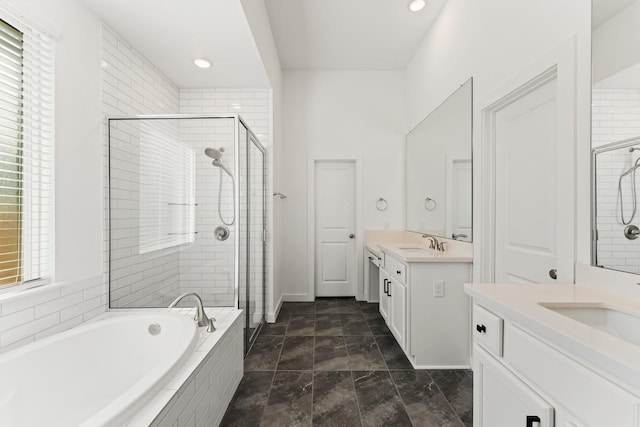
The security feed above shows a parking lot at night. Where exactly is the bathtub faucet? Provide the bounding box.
[168,293,216,332]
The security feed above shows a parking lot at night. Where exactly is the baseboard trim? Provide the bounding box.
[282,293,314,302]
[266,294,284,323]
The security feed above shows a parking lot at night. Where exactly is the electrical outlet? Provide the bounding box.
[433,281,445,297]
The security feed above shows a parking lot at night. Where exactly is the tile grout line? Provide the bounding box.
[428,373,468,427]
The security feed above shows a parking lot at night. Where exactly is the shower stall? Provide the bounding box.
[107,114,266,352]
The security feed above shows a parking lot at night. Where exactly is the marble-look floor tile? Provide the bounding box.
[360,302,380,313]
[336,298,361,314]
[245,335,284,371]
[429,369,473,426]
[316,298,340,314]
[278,336,314,370]
[261,317,288,335]
[345,336,386,370]
[261,371,313,427]
[314,336,350,371]
[287,314,315,336]
[220,371,274,427]
[280,302,315,315]
[391,370,464,427]
[362,312,384,322]
[352,370,413,427]
[341,314,371,335]
[366,318,392,335]
[374,335,413,370]
[315,314,343,336]
[313,371,362,426]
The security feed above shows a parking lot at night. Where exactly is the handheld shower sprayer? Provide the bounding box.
[204,147,235,226]
[204,147,224,161]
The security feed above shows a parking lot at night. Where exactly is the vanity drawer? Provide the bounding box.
[473,304,503,357]
[384,254,407,284]
[367,251,380,267]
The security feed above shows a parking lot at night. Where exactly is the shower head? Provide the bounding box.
[204,147,225,161]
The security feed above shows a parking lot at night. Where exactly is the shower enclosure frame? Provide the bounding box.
[106,114,267,349]
[591,135,640,267]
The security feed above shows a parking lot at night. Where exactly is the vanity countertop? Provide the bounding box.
[378,243,473,263]
[465,283,640,392]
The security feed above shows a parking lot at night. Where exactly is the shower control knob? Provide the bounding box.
[349,234,355,239]
[625,225,640,240]
[549,269,558,280]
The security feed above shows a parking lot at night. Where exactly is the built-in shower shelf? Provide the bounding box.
[167,202,198,206]
[167,232,198,236]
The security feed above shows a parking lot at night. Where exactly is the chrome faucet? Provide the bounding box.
[421,234,446,252]
[168,292,215,332]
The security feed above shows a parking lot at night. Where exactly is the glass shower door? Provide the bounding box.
[247,135,265,347]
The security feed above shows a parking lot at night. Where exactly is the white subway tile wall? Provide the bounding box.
[178,89,269,309]
[0,275,105,353]
[102,24,183,307]
[593,89,640,273]
[147,312,243,427]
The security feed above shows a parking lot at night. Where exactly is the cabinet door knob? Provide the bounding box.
[476,324,486,333]
[396,270,401,275]
[526,415,541,427]
[349,233,355,239]
[549,269,557,280]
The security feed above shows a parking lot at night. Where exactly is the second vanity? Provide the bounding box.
[466,283,640,427]
[371,240,472,369]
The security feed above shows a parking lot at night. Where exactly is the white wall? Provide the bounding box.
[281,71,405,300]
[239,0,284,320]
[405,0,592,281]
[593,0,640,85]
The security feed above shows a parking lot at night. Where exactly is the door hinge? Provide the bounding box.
[263,230,268,242]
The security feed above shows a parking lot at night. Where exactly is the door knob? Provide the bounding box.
[549,269,558,280]
[349,233,355,239]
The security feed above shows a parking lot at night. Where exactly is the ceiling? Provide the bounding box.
[79,0,269,88]
[79,0,447,88]
[264,0,447,71]
[592,0,637,28]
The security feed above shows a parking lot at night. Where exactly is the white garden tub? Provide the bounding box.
[0,313,197,427]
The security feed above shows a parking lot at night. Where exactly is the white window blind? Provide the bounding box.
[0,16,54,287]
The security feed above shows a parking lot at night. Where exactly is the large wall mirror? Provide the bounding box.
[592,0,640,274]
[405,78,472,242]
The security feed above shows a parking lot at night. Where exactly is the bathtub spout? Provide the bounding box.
[168,293,216,332]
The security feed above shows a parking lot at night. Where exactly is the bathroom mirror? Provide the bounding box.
[405,78,472,242]
[591,0,640,273]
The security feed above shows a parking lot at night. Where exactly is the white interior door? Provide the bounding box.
[492,67,574,284]
[315,161,356,296]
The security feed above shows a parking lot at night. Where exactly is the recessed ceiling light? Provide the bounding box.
[193,58,212,69]
[408,0,426,12]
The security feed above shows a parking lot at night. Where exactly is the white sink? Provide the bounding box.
[540,303,640,346]
[397,247,432,252]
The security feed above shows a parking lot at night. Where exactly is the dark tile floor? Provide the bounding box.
[221,298,472,427]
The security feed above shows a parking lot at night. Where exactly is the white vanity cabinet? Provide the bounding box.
[475,344,554,427]
[378,248,472,368]
[379,254,407,349]
[470,300,640,427]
